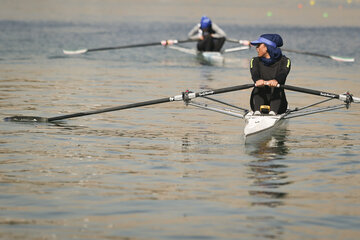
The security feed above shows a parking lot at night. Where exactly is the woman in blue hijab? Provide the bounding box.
[249,34,291,115]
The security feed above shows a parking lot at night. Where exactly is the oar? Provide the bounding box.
[63,39,196,55]
[168,45,250,55]
[281,85,360,103]
[4,84,254,123]
[226,38,251,46]
[223,45,250,53]
[226,38,355,62]
[281,48,355,62]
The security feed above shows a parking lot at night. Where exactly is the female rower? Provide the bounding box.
[249,34,291,115]
[188,16,226,52]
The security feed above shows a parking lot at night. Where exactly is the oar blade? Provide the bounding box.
[4,116,49,123]
[330,55,355,62]
[63,49,88,55]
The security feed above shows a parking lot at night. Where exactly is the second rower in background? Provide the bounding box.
[188,16,226,52]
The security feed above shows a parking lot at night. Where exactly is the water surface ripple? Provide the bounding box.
[1,11,360,240]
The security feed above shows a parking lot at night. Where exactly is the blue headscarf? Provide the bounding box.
[200,16,212,29]
[251,34,283,66]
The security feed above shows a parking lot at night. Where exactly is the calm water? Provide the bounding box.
[1,4,360,240]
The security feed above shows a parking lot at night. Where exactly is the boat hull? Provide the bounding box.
[244,112,287,137]
[197,51,224,64]
[168,46,224,65]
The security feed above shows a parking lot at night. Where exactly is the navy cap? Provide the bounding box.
[251,34,283,48]
[251,37,276,48]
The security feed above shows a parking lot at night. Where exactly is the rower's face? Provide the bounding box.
[256,43,268,57]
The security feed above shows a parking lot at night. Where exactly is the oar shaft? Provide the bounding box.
[226,38,354,62]
[4,83,255,123]
[196,84,254,97]
[70,39,196,54]
[281,85,340,99]
[48,97,172,122]
[87,42,161,52]
[282,48,330,59]
[283,85,360,103]
[48,84,254,122]
[226,38,250,45]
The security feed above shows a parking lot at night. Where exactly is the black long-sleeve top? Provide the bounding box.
[250,56,291,84]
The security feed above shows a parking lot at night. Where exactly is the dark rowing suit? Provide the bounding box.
[197,28,226,52]
[250,56,291,114]
[187,23,226,52]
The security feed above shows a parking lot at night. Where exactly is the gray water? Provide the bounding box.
[1,1,360,239]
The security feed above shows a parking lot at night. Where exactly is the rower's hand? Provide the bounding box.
[266,80,279,87]
[161,40,175,46]
[198,30,204,40]
[239,40,250,46]
[255,80,265,87]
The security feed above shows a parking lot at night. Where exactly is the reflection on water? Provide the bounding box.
[245,124,291,207]
[200,67,216,82]
[1,11,360,240]
[244,125,291,239]
[245,122,290,156]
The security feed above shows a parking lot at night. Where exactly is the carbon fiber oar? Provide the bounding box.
[281,85,360,103]
[4,84,254,123]
[281,48,355,62]
[63,39,196,55]
[226,38,355,62]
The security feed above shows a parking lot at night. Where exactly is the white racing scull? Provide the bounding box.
[167,45,250,65]
[4,84,359,139]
